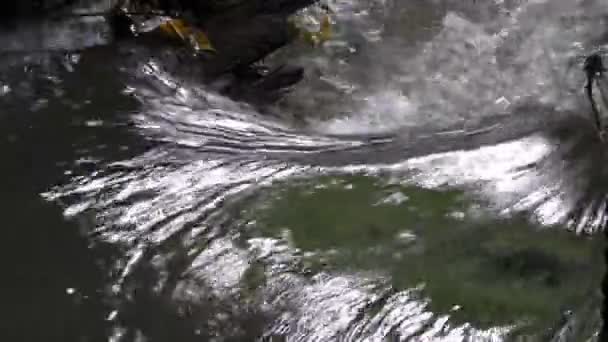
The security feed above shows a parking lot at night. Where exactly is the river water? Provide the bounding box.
[3,0,608,341]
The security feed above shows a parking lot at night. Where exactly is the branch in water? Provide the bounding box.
[584,53,606,132]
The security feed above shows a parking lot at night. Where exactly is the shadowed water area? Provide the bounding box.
[4,0,608,341]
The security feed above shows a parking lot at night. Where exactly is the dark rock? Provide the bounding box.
[251,64,305,93]
[202,15,293,79]
[128,0,316,104]
[108,7,137,39]
[156,0,316,20]
[224,63,305,104]
[147,0,316,79]
[0,0,318,106]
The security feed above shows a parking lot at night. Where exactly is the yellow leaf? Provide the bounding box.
[159,19,190,40]
[301,31,316,46]
[158,19,216,53]
[190,31,216,52]
[318,14,332,42]
[158,20,178,38]
[297,14,332,47]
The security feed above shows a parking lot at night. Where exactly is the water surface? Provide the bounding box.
[4,0,608,341]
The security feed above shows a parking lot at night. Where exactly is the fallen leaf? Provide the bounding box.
[190,30,216,52]
[290,14,333,47]
[158,18,216,52]
[318,14,332,42]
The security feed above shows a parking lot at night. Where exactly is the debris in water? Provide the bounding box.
[289,3,334,47]
[157,18,216,52]
[106,310,118,321]
[0,84,11,96]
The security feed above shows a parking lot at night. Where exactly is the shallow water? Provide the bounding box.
[4,0,608,341]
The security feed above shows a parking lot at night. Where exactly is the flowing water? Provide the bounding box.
[4,0,608,341]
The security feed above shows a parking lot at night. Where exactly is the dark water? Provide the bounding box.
[1,47,133,341]
[3,0,608,341]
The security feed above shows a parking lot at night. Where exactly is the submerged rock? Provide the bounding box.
[0,0,321,107]
[121,0,320,106]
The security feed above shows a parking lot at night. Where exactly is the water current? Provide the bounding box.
[4,0,608,340]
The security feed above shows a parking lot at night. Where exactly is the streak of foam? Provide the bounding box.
[323,133,606,231]
[229,237,515,341]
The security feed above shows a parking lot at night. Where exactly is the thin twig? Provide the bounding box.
[584,53,606,131]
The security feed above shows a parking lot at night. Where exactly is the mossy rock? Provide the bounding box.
[243,175,603,338]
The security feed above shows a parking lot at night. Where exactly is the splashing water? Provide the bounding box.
[7,0,608,340]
